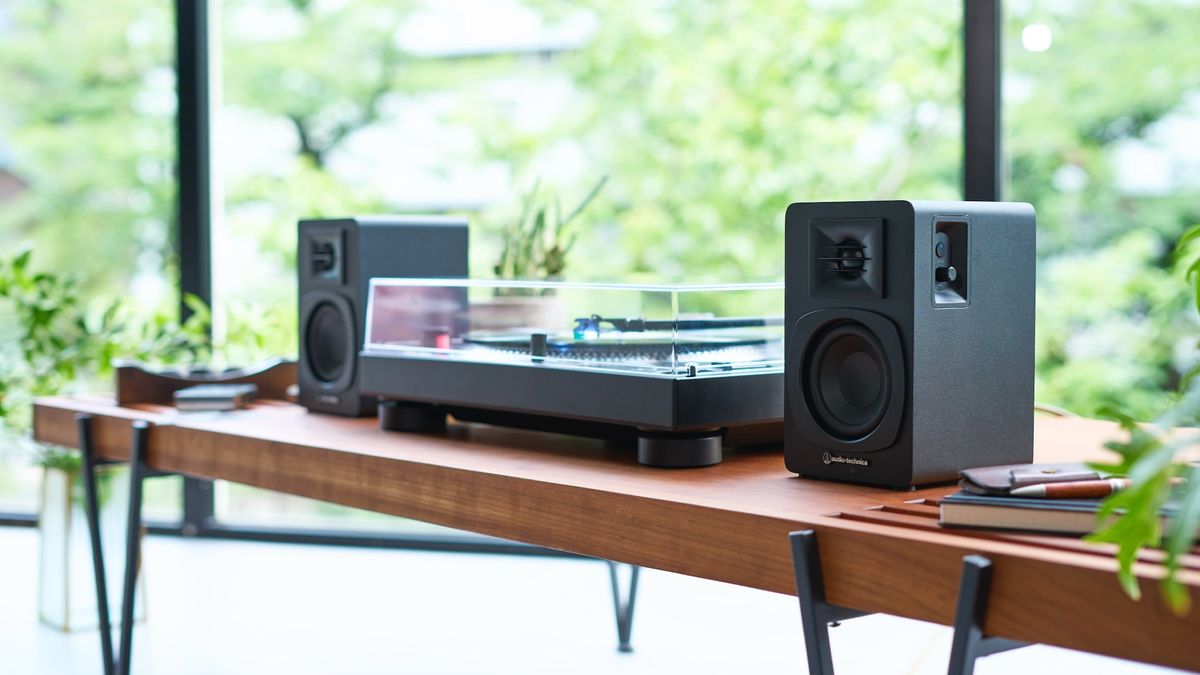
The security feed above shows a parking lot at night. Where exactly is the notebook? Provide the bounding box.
[939,491,1110,535]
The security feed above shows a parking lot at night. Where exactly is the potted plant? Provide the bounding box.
[474,176,608,331]
[493,175,608,284]
[0,248,207,630]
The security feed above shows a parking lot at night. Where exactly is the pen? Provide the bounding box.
[1009,478,1130,498]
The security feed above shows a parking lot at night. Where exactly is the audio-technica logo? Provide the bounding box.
[822,452,870,467]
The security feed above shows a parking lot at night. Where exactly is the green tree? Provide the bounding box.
[469,0,1200,421]
[5,0,1200,425]
[0,0,176,307]
[217,0,509,353]
[467,0,961,281]
[1006,0,1200,419]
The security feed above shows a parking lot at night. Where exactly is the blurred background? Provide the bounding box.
[1,0,1199,535]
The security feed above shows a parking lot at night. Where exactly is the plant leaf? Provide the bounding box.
[1175,224,1200,260]
[561,175,608,227]
[12,247,32,273]
[1162,462,1200,614]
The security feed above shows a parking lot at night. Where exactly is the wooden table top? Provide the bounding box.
[33,396,1200,671]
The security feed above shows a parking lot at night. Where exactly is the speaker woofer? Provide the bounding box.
[787,308,905,453]
[805,322,889,440]
[300,290,357,393]
[306,302,350,383]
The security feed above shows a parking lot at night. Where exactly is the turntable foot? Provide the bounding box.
[378,400,447,432]
[636,430,724,468]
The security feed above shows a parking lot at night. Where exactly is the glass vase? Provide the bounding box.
[37,465,147,632]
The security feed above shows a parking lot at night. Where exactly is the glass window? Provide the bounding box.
[1006,0,1200,419]
[211,0,962,529]
[212,0,963,317]
[0,0,178,518]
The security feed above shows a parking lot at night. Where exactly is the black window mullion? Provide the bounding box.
[175,0,216,533]
[964,0,1002,201]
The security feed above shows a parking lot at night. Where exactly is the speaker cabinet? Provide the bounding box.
[784,200,1035,487]
[298,216,468,416]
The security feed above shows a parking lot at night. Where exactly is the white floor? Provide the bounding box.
[0,527,1184,675]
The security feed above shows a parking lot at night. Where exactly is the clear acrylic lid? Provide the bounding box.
[363,279,784,377]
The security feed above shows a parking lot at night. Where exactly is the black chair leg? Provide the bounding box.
[607,560,640,653]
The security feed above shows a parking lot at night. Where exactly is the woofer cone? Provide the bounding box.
[803,321,890,440]
[304,298,354,385]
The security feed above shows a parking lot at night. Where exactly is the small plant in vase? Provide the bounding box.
[493,176,608,290]
[480,176,607,329]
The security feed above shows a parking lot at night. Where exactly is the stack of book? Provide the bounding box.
[940,492,1112,535]
[938,462,1171,535]
[173,383,258,412]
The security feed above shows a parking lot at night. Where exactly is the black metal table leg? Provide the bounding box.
[790,530,1031,675]
[115,421,150,675]
[946,555,1027,675]
[77,414,116,675]
[789,530,871,675]
[607,561,640,653]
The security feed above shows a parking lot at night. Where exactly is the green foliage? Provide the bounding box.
[6,0,1196,429]
[0,246,212,434]
[474,0,1200,425]
[1006,0,1200,257]
[1034,231,1196,420]
[1091,405,1200,614]
[217,1,442,349]
[0,246,292,479]
[0,0,176,307]
[3,0,1199,427]
[223,0,419,169]
[0,0,352,365]
[0,245,119,426]
[1090,225,1200,615]
[218,295,297,366]
[1006,0,1200,420]
[493,176,608,283]
[471,0,961,281]
[34,446,82,473]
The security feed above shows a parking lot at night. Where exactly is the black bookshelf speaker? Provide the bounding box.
[784,200,1035,488]
[298,216,468,416]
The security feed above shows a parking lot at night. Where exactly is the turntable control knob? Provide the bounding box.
[530,333,548,362]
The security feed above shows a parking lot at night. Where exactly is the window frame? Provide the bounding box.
[5,0,1002,554]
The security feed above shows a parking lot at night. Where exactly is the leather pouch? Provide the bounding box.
[959,462,1100,495]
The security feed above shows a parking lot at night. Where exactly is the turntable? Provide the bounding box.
[359,279,784,467]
